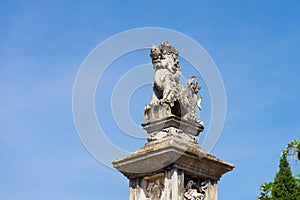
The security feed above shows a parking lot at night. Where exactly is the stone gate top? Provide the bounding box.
[143,41,204,143]
[112,42,234,200]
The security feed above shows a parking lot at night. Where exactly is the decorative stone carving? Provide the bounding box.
[113,41,235,200]
[184,179,208,200]
[141,174,165,200]
[148,126,199,143]
[142,115,204,143]
[144,41,204,126]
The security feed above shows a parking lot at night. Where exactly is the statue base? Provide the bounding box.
[142,116,204,144]
[112,136,234,200]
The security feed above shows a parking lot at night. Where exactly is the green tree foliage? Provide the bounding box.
[258,182,273,200]
[258,140,300,200]
[271,156,300,199]
[281,140,300,160]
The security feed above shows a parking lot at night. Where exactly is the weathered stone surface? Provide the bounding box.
[144,42,204,128]
[112,136,234,181]
[113,136,234,199]
[184,178,207,200]
[112,42,234,200]
[142,116,204,144]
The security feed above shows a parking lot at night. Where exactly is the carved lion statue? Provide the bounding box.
[150,41,184,106]
[144,41,202,124]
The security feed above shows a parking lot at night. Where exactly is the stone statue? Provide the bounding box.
[144,41,203,125]
[113,43,235,200]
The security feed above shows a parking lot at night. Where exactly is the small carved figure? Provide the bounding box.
[184,180,207,200]
[142,175,164,199]
[180,76,203,123]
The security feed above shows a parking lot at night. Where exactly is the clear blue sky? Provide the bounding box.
[1,0,300,199]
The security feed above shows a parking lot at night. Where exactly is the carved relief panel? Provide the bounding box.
[184,175,208,200]
[141,173,165,200]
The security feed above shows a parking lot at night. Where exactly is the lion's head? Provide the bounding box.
[150,41,180,72]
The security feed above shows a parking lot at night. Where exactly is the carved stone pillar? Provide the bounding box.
[206,180,218,200]
[164,168,184,200]
[112,42,234,199]
[112,117,234,200]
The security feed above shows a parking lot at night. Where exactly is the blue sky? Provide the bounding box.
[1,0,300,199]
